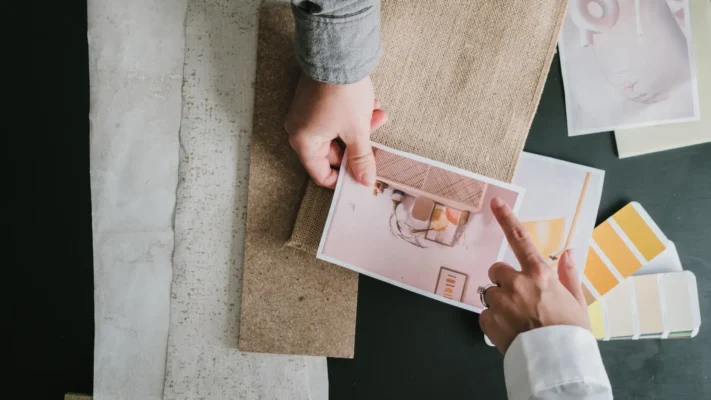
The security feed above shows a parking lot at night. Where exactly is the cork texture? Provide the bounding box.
[289,0,569,254]
[238,6,359,358]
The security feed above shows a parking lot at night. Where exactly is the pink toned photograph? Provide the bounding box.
[317,144,525,312]
[559,0,700,135]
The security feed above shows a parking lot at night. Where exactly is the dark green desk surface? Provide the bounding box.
[327,57,711,400]
[18,2,709,398]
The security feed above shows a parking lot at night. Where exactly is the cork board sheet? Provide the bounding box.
[289,0,570,254]
[238,6,359,358]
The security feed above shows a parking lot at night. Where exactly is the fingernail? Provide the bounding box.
[491,197,505,209]
[565,248,575,262]
[361,172,375,187]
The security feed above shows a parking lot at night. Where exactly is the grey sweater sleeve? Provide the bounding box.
[291,0,381,84]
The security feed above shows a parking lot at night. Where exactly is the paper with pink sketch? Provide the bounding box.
[559,0,700,135]
[317,143,526,313]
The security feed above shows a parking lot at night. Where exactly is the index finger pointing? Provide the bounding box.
[491,197,546,273]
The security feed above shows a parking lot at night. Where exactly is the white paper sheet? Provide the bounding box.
[614,0,711,157]
[88,1,186,399]
[559,0,701,136]
[162,1,328,399]
[502,153,605,275]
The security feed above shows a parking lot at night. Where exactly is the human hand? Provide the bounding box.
[284,74,388,189]
[479,197,591,354]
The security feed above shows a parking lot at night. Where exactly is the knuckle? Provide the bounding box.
[288,134,306,152]
[523,253,545,269]
[489,262,511,283]
[487,289,503,305]
[529,269,550,287]
[510,225,529,242]
[311,172,332,187]
[349,151,374,166]
[510,274,528,294]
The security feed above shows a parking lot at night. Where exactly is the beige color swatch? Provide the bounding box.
[615,0,711,157]
[634,275,665,335]
[241,1,568,357]
[588,271,701,340]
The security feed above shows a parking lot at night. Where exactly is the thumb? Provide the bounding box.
[343,132,376,187]
[557,249,587,307]
[371,109,388,132]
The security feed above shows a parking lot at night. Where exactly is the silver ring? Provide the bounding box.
[477,284,497,308]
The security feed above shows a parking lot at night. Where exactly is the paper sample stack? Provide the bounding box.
[615,0,711,157]
[582,202,702,341]
[588,271,701,340]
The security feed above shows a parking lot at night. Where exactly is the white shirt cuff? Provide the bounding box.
[503,326,612,400]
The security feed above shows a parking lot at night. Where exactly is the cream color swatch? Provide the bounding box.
[615,0,711,157]
[605,280,635,338]
[634,275,665,335]
[588,271,701,340]
[663,272,696,333]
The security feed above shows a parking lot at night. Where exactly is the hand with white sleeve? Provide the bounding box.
[480,197,591,354]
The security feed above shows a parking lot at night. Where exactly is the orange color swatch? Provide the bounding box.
[584,248,618,297]
[593,221,642,276]
[612,203,666,262]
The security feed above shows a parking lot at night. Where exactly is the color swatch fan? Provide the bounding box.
[588,271,701,340]
[581,202,669,305]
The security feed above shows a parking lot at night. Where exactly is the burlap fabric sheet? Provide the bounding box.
[240,0,568,358]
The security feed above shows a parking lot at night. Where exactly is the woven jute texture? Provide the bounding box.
[242,1,567,357]
[373,147,488,210]
[288,0,569,254]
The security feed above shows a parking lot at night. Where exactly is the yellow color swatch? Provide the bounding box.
[523,218,566,258]
[593,221,642,276]
[584,248,618,299]
[582,284,596,305]
[612,203,665,262]
[588,300,606,339]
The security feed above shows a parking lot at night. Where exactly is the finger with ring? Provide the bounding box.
[478,284,499,308]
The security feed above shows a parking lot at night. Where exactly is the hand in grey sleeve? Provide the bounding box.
[291,0,381,84]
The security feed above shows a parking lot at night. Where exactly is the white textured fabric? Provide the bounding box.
[89,0,328,398]
[504,326,613,400]
[162,1,328,399]
[88,1,186,399]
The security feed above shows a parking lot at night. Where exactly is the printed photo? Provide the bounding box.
[501,153,605,274]
[559,0,700,135]
[317,143,525,312]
